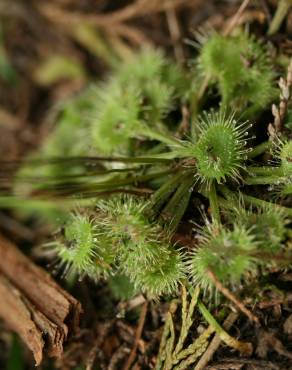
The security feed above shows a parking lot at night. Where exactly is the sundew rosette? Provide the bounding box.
[48,212,115,280]
[96,195,186,297]
[234,205,287,254]
[91,48,187,155]
[177,110,252,187]
[188,223,258,296]
[196,30,275,114]
[49,195,186,297]
[278,140,292,176]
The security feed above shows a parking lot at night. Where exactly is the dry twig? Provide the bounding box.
[165,0,184,64]
[123,301,148,370]
[268,58,292,137]
[85,322,113,370]
[206,270,259,325]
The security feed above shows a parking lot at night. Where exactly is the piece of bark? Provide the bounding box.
[0,234,82,365]
[24,296,66,358]
[0,274,44,365]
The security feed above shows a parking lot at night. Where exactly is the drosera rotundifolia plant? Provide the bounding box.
[2,25,292,362]
[194,29,276,116]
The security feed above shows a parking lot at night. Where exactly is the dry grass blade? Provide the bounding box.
[194,312,239,370]
[223,0,252,36]
[198,301,253,356]
[37,0,194,27]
